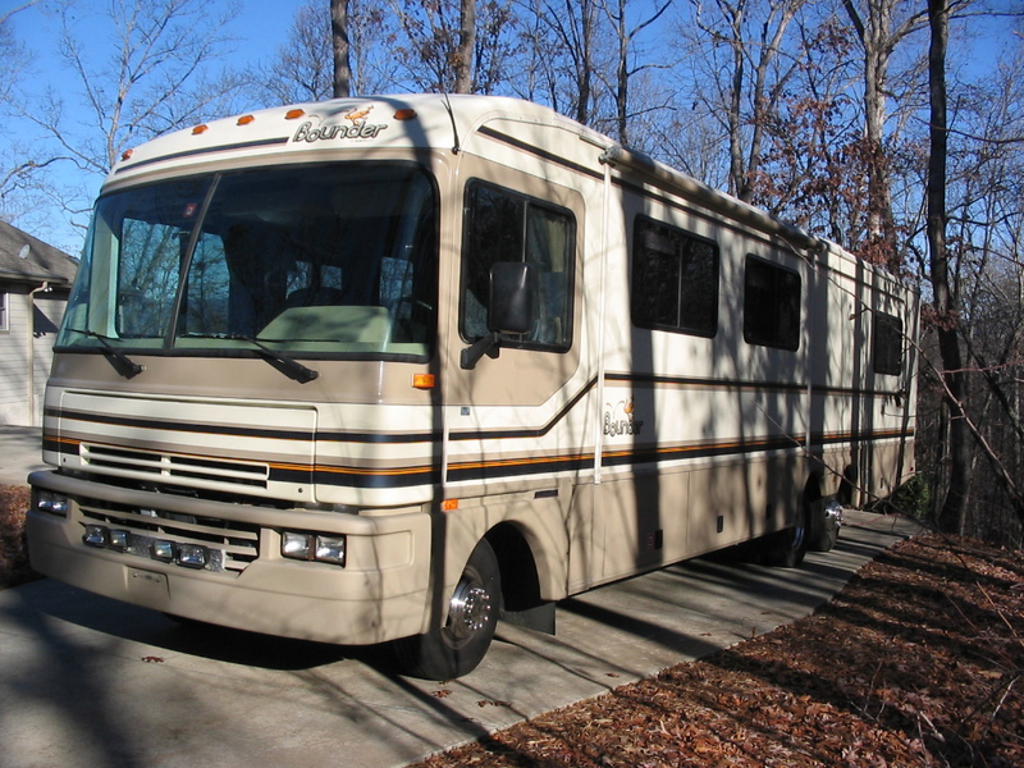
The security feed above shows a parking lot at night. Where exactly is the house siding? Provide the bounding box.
[0,283,31,424]
[0,283,67,426]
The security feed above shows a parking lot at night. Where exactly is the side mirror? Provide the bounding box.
[488,261,535,334]
[460,262,535,369]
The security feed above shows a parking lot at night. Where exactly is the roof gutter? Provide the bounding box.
[598,145,825,255]
[0,269,71,285]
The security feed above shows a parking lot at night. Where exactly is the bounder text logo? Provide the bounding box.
[292,106,388,143]
[604,399,644,436]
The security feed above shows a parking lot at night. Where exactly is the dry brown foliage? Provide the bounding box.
[0,484,35,589]
[412,535,1024,768]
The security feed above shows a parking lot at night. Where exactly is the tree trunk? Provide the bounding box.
[454,0,476,93]
[926,0,968,533]
[574,0,595,125]
[615,0,629,145]
[331,0,352,98]
[725,0,746,200]
[842,0,899,263]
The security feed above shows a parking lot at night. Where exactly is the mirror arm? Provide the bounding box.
[460,332,501,369]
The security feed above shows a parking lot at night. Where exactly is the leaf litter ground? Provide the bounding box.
[410,533,1023,768]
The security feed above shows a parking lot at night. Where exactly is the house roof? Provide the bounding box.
[0,220,78,286]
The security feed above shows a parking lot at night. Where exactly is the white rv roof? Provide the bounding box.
[107,93,896,284]
[109,93,604,184]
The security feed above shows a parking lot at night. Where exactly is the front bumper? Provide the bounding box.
[27,470,432,646]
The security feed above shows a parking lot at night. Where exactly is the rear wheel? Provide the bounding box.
[393,538,500,680]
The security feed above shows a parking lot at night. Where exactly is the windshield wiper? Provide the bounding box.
[184,333,319,384]
[67,329,144,379]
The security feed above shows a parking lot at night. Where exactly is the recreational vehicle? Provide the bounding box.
[27,94,917,679]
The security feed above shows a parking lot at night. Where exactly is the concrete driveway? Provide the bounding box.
[0,426,47,486]
[0,510,919,768]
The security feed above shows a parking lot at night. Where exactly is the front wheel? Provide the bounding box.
[807,498,843,551]
[392,538,500,680]
[763,502,809,568]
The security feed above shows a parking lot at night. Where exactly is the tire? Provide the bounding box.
[392,538,500,680]
[763,501,809,568]
[807,498,842,552]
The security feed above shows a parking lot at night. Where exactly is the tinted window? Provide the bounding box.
[744,255,801,350]
[460,180,575,351]
[632,217,718,337]
[59,162,438,361]
[873,311,903,375]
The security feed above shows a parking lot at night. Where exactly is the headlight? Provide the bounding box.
[281,531,313,559]
[35,489,69,516]
[281,531,346,567]
[314,535,346,565]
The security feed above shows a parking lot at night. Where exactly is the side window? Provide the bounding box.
[744,255,800,350]
[872,311,903,375]
[631,217,718,337]
[460,180,575,351]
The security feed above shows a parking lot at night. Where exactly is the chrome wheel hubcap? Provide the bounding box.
[447,573,492,642]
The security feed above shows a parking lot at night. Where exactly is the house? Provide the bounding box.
[0,221,78,426]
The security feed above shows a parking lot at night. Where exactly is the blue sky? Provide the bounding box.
[4,0,308,253]
[2,0,1020,256]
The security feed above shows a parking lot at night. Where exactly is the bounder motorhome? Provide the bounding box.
[27,94,917,679]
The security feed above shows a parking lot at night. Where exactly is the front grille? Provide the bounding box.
[81,444,269,489]
[77,496,260,575]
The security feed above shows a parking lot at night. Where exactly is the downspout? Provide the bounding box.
[27,281,50,426]
[593,157,612,485]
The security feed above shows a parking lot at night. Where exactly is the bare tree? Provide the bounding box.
[28,0,242,176]
[331,0,352,98]
[510,0,608,126]
[840,0,929,266]
[261,2,334,103]
[455,0,477,93]
[0,1,56,220]
[597,0,671,146]
[258,1,398,105]
[688,0,805,202]
[924,0,969,533]
[392,0,517,94]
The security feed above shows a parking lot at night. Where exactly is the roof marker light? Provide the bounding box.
[285,109,305,120]
[394,109,417,120]
[121,148,134,161]
[237,114,255,126]
[192,124,208,135]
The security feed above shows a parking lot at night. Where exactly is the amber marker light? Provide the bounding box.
[412,373,436,390]
[394,109,417,120]
[192,124,208,135]
[121,148,134,161]
[285,108,305,120]
[442,499,459,511]
[237,114,255,125]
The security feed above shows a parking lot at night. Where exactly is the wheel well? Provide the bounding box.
[837,464,858,506]
[804,474,823,504]
[485,523,542,612]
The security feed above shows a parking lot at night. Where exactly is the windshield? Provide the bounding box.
[58,162,438,361]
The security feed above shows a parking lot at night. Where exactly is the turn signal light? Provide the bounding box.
[413,373,436,389]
